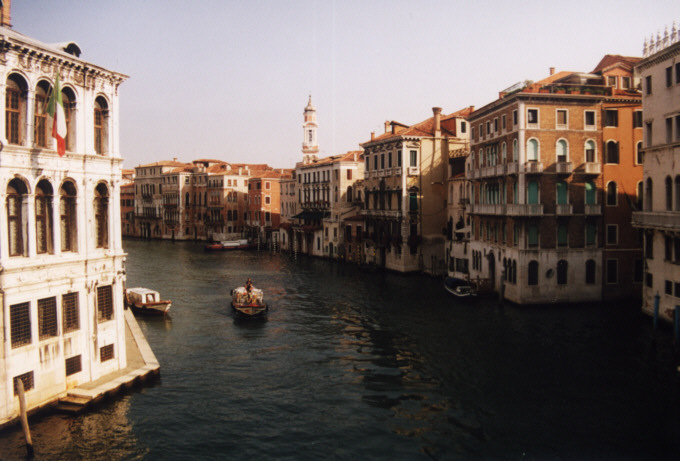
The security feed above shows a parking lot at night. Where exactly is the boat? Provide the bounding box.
[444,277,478,300]
[230,286,268,317]
[205,239,253,251]
[125,287,172,315]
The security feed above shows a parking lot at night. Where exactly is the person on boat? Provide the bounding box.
[245,278,253,292]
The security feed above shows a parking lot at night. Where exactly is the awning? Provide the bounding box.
[291,211,330,220]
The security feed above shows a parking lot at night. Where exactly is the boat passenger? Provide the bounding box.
[245,278,253,293]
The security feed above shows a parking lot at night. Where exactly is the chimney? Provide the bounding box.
[433,107,442,135]
[371,131,375,141]
[173,157,177,162]
[549,67,555,76]
[1,0,11,28]
[384,121,390,134]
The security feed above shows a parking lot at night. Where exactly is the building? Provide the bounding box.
[134,159,187,239]
[633,24,680,322]
[361,107,472,273]
[0,2,132,423]
[465,57,643,304]
[246,169,292,246]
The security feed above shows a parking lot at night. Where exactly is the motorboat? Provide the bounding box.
[230,286,268,317]
[205,239,253,251]
[125,287,172,315]
[444,277,478,300]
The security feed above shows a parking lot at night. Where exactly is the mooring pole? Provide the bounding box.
[17,379,34,457]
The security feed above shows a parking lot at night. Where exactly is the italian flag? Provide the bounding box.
[46,74,67,156]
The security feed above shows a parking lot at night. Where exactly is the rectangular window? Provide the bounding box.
[556,109,567,128]
[502,114,506,130]
[646,122,653,147]
[97,285,114,323]
[100,344,115,362]
[666,66,673,87]
[665,236,673,260]
[397,150,402,167]
[634,259,643,283]
[13,372,34,395]
[409,150,417,167]
[347,169,352,180]
[65,355,82,376]
[676,63,680,84]
[607,76,617,87]
[676,116,680,142]
[666,280,673,295]
[38,296,58,340]
[606,225,618,245]
[585,111,596,129]
[486,121,491,135]
[675,237,680,263]
[527,109,538,125]
[586,223,597,246]
[10,302,31,348]
[606,259,618,284]
[471,126,476,140]
[494,118,498,133]
[621,76,631,89]
[646,272,653,288]
[409,192,418,212]
[646,75,652,94]
[479,124,484,137]
[528,225,539,247]
[373,156,378,170]
[605,110,618,127]
[666,118,673,144]
[387,153,392,168]
[633,111,643,128]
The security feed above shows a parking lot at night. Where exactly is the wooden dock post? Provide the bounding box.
[16,379,34,457]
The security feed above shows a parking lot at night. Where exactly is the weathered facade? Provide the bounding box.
[633,25,680,322]
[0,4,131,424]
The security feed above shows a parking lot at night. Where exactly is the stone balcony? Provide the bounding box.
[632,211,680,231]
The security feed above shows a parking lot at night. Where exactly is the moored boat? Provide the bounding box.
[444,277,478,300]
[230,285,268,317]
[125,287,172,315]
[205,239,253,251]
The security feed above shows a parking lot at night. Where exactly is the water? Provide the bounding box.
[1,239,679,460]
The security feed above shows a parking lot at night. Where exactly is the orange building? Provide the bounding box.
[464,55,642,304]
[246,170,292,246]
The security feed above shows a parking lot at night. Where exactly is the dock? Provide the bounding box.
[55,309,160,413]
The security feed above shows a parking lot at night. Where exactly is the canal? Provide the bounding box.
[1,239,679,460]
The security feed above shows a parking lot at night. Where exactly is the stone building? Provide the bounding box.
[360,107,471,273]
[633,24,680,322]
[465,56,642,304]
[0,2,132,423]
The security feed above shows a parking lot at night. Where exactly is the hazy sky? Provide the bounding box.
[12,1,680,169]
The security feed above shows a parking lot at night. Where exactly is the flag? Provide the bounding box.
[45,74,67,156]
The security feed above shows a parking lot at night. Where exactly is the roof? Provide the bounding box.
[591,55,641,74]
[365,107,471,145]
[136,160,188,169]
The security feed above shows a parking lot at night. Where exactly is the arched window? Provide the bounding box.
[585,180,596,205]
[7,178,28,256]
[556,181,568,205]
[606,182,618,206]
[94,96,109,155]
[557,260,568,285]
[636,141,644,165]
[556,139,568,163]
[585,259,596,284]
[502,142,507,163]
[606,141,619,164]
[6,74,27,145]
[94,183,109,249]
[527,139,539,161]
[34,80,51,148]
[35,179,55,254]
[645,178,653,211]
[585,140,596,162]
[60,181,78,252]
[62,87,76,152]
[527,180,539,204]
[665,176,673,211]
[528,260,539,285]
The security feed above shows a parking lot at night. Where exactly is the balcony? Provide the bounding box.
[407,166,419,176]
[506,204,544,216]
[583,163,602,175]
[506,162,519,175]
[360,209,403,219]
[555,204,573,215]
[632,211,680,232]
[523,161,544,174]
[585,204,602,215]
[393,167,402,175]
[555,162,572,175]
[468,203,506,215]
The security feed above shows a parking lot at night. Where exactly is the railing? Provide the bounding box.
[523,161,544,174]
[584,163,602,175]
[632,211,680,231]
[468,203,505,215]
[555,204,573,215]
[506,162,519,175]
[585,204,602,215]
[506,204,544,216]
[555,162,573,174]
[408,166,419,176]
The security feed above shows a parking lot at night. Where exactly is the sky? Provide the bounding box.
[11,0,680,169]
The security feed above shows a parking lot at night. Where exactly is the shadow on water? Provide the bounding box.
[1,239,679,460]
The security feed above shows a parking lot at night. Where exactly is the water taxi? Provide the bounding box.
[125,287,172,315]
[205,239,253,251]
[444,277,478,301]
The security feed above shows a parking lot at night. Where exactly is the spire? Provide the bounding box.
[302,95,319,164]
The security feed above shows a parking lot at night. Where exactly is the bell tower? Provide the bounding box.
[302,95,319,164]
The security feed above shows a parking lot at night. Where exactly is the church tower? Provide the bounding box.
[302,95,319,164]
